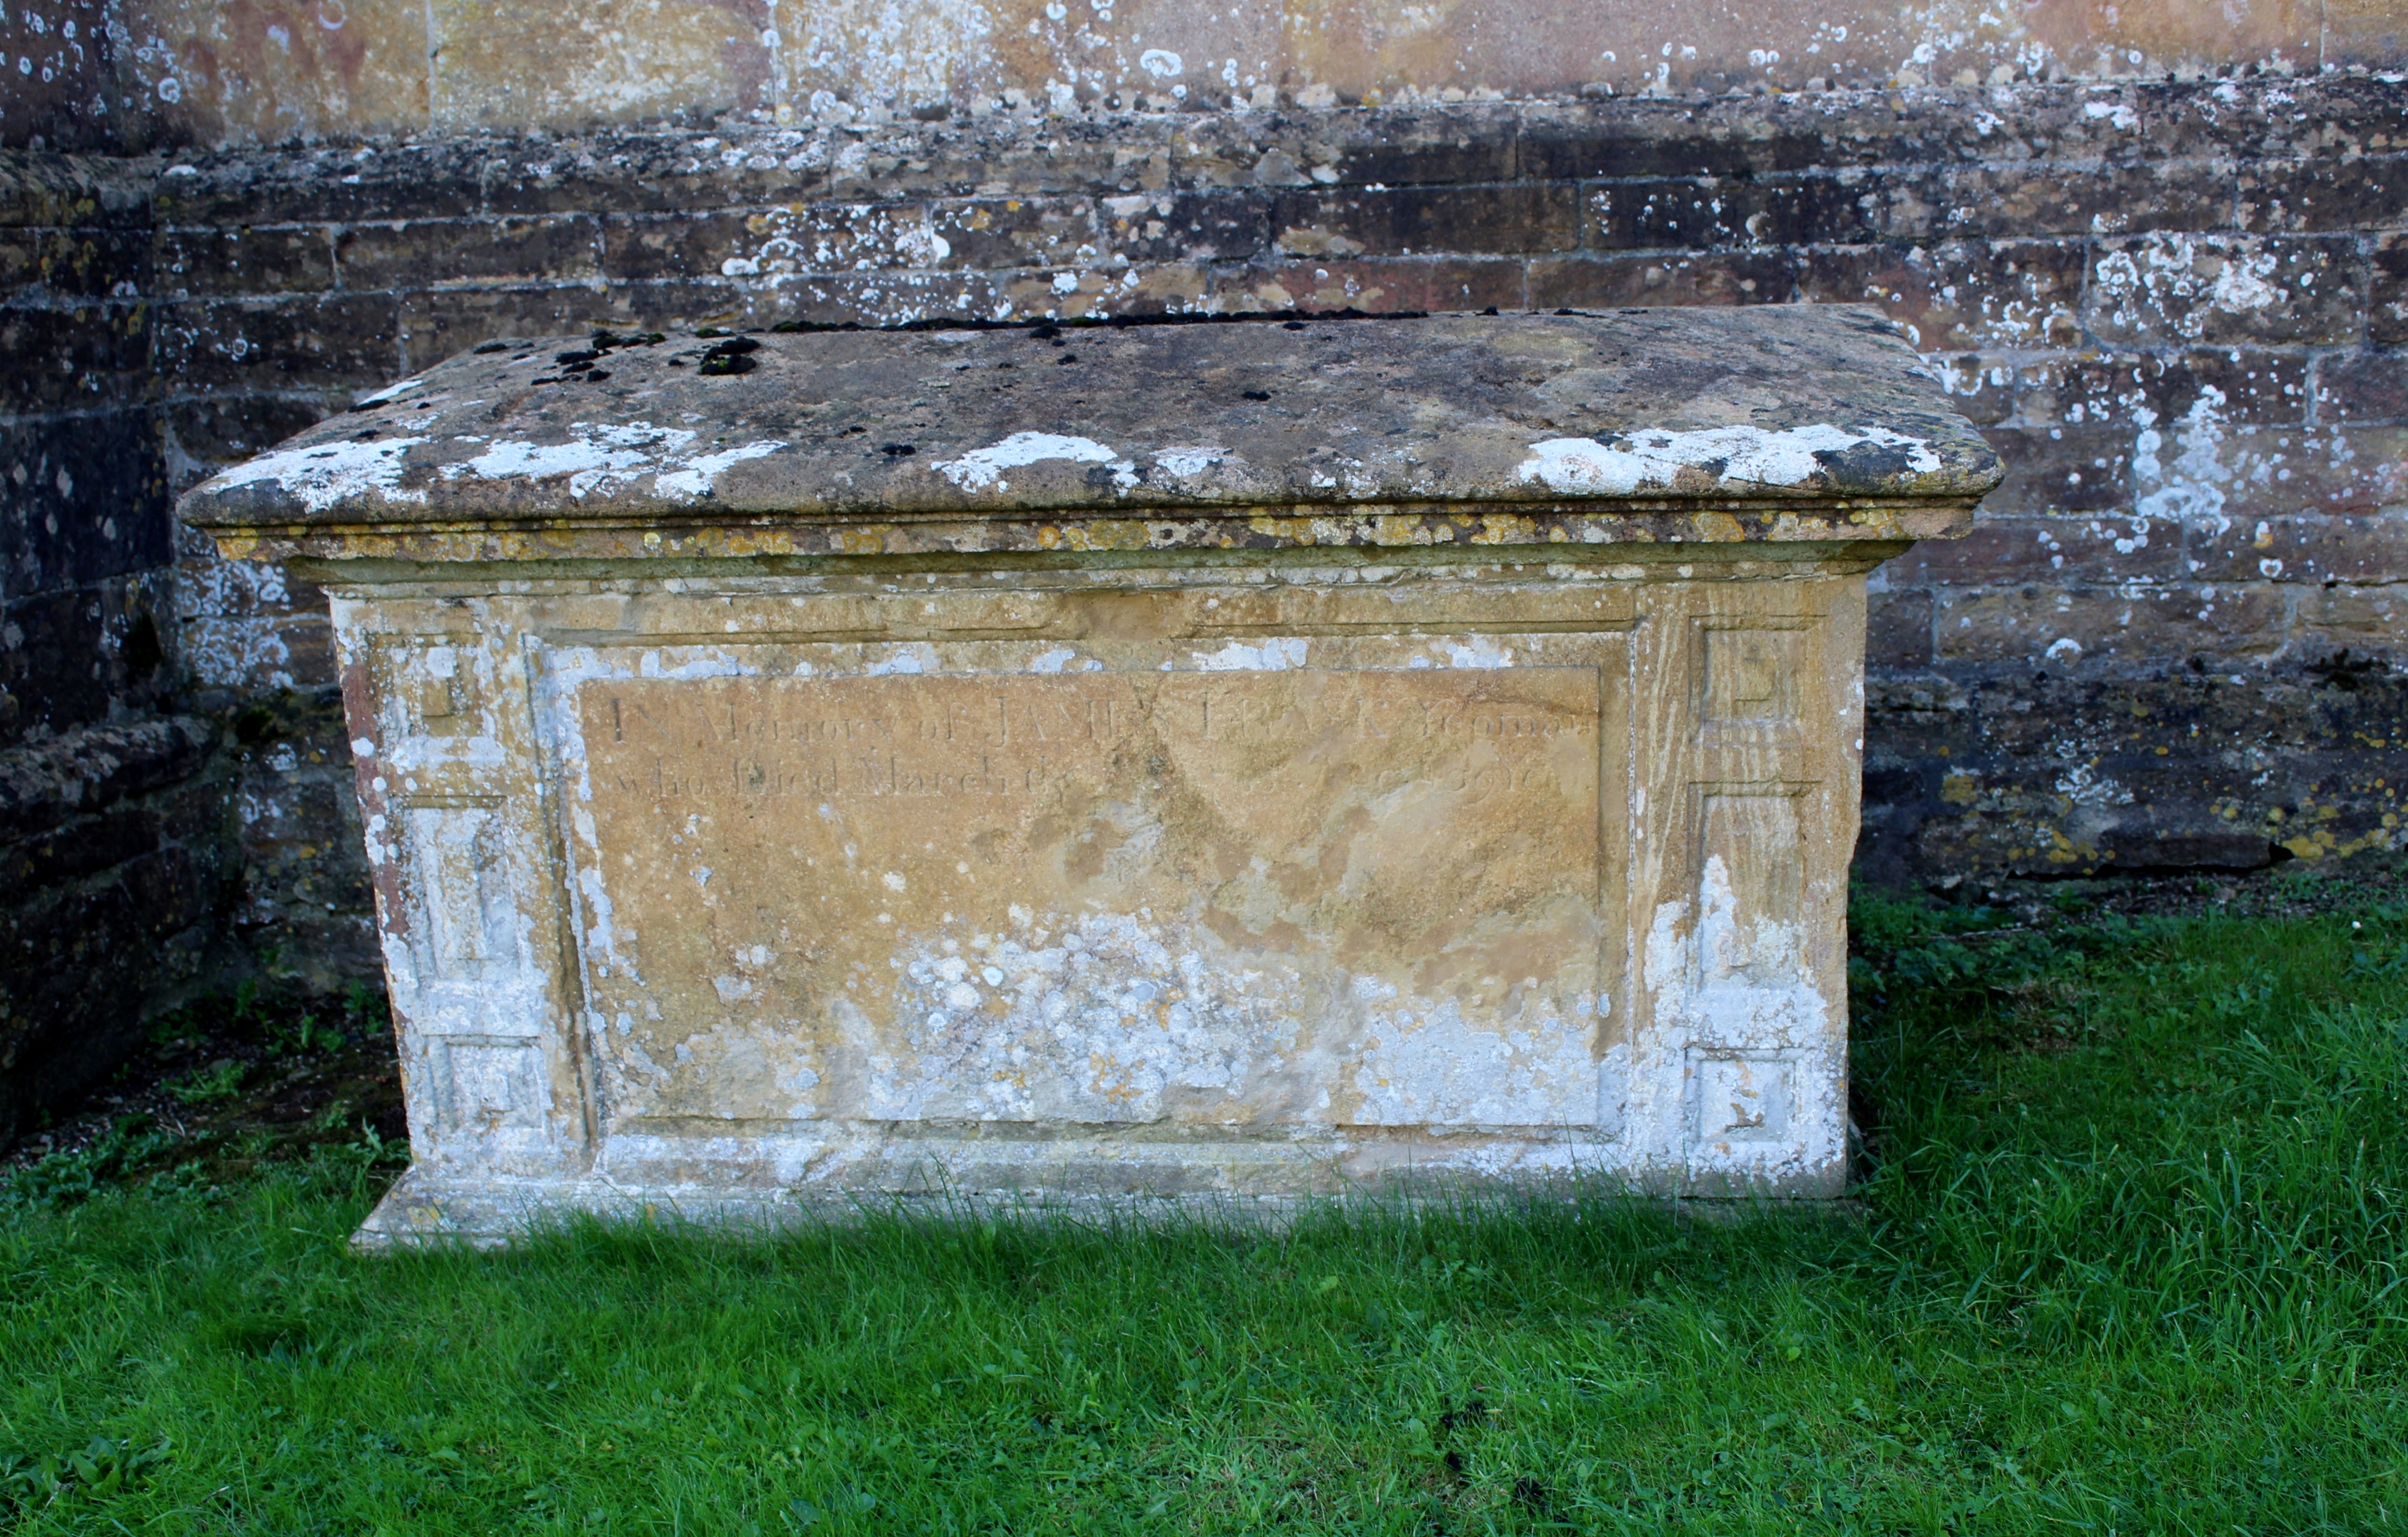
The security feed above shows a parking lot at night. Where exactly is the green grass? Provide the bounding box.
[5,892,2407,1533]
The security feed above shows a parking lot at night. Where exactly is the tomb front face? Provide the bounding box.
[181,308,1997,1243]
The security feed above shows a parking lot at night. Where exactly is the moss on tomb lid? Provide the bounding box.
[177,308,2001,535]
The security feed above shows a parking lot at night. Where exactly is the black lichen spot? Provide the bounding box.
[1242,389,1271,401]
[584,370,610,382]
[2308,649,2383,692]
[472,340,508,354]
[881,444,917,457]
[1056,353,1078,364]
[1029,323,1061,341]
[555,349,602,367]
[694,326,735,338]
[1282,320,1308,331]
[531,376,562,385]
[1812,438,1928,484]
[698,336,760,376]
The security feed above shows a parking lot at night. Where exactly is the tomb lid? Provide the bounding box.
[179,307,1999,555]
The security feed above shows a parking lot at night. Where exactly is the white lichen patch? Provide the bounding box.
[859,912,1306,1123]
[1193,636,1308,671]
[441,421,784,500]
[1346,975,1605,1128]
[1517,425,1942,495]
[1152,446,1225,478]
[205,435,429,513]
[932,431,1137,493]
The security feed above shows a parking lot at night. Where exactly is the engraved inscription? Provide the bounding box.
[573,667,1613,1131]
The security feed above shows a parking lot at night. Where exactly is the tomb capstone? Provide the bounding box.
[180,308,1999,1245]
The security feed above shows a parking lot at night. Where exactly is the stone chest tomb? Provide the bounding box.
[181,308,1999,1244]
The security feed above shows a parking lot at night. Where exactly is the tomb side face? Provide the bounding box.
[333,555,1867,1230]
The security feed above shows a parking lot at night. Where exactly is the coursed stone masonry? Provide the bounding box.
[134,81,2408,893]
[3,73,2404,1138]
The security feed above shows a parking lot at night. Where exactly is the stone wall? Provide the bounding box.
[146,80,2408,888]
[0,4,2404,1132]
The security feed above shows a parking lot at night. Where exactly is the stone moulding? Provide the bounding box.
[178,307,1999,1248]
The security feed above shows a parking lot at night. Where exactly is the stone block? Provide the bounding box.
[397,289,645,373]
[0,572,177,746]
[336,217,607,291]
[114,0,433,147]
[165,396,335,485]
[1796,241,2086,352]
[1881,511,2184,586]
[0,225,153,303]
[1934,159,2236,239]
[1219,256,1527,315]
[1583,173,1889,250]
[1100,190,1271,266]
[2239,155,2408,234]
[734,269,1022,328]
[0,154,153,230]
[225,687,380,985]
[602,209,786,283]
[2314,348,2408,424]
[2369,234,2408,345]
[1526,251,1793,309]
[154,144,487,228]
[1173,107,1519,190]
[2185,510,2408,585]
[1976,425,2135,514]
[155,295,401,394]
[878,119,1172,200]
[425,0,771,132]
[0,409,173,597]
[926,197,1105,271]
[1922,354,2015,427]
[0,303,149,412]
[2087,234,2365,347]
[0,779,236,1144]
[156,224,336,299]
[1268,184,1579,257]
[2015,348,2310,429]
[1515,101,1832,181]
[2293,584,2408,652]
[1934,583,2287,669]
[2197,425,2408,516]
[1865,587,1933,668]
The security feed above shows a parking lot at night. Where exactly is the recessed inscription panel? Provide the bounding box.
[572,665,1613,1132]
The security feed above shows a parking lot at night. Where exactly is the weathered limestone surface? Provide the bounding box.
[180,307,1993,1241]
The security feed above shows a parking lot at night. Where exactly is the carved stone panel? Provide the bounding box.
[571,664,1617,1137]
